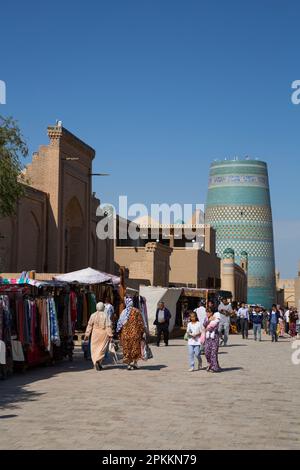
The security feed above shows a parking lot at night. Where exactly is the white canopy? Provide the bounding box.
[139,285,182,334]
[54,267,120,285]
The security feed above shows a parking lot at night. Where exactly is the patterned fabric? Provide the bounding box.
[205,337,220,372]
[49,298,61,346]
[203,316,220,372]
[116,298,134,333]
[38,298,50,351]
[120,308,145,364]
[290,322,297,337]
[64,294,72,338]
[24,300,31,345]
[69,291,77,323]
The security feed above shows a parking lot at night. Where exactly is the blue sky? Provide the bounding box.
[1,0,299,277]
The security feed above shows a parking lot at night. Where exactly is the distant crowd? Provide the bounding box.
[190,299,300,343]
[82,295,299,374]
[183,298,299,373]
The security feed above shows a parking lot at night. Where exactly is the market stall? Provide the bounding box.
[0,279,74,378]
[0,268,121,378]
[139,286,182,335]
[54,267,120,330]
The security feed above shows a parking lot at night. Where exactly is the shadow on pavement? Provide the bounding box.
[139,364,168,371]
[0,414,18,419]
[101,363,167,372]
[220,367,243,372]
[0,352,93,411]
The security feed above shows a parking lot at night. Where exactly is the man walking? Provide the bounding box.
[153,301,171,347]
[250,306,263,341]
[194,301,206,329]
[269,304,280,342]
[284,308,290,335]
[217,298,232,346]
[237,302,249,339]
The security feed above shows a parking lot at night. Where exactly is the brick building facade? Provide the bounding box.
[0,123,114,274]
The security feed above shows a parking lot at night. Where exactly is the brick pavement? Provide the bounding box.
[1,332,300,450]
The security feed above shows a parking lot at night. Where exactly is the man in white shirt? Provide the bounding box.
[237,302,249,339]
[194,301,206,329]
[284,309,290,334]
[218,298,233,346]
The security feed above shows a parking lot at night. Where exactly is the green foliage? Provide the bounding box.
[0,115,28,217]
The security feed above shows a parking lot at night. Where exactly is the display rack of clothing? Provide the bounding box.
[0,286,75,374]
[0,294,13,379]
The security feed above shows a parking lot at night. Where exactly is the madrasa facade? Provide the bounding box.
[0,123,114,276]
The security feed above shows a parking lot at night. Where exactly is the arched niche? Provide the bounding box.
[64,197,85,271]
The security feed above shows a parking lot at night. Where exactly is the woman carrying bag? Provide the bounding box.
[84,302,113,371]
[116,297,148,370]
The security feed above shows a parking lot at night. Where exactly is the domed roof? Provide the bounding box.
[223,247,235,255]
[240,250,248,257]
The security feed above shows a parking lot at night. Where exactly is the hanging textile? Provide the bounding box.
[11,340,25,362]
[0,295,13,375]
[88,292,96,318]
[83,294,88,327]
[49,297,60,346]
[0,340,6,364]
[69,291,77,323]
[76,293,83,330]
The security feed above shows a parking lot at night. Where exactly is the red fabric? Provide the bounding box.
[26,344,46,366]
[70,291,77,323]
[30,301,36,350]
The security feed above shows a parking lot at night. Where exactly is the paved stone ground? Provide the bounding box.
[1,332,300,450]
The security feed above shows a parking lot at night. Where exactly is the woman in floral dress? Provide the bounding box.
[117,297,145,370]
[289,309,298,338]
[203,308,221,373]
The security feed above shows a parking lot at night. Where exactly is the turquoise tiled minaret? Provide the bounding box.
[205,158,276,307]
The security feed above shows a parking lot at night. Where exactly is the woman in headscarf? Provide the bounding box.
[84,302,113,371]
[289,309,298,338]
[117,297,145,370]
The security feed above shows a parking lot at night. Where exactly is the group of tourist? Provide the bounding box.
[83,293,299,374]
[236,302,299,342]
[186,298,300,373]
